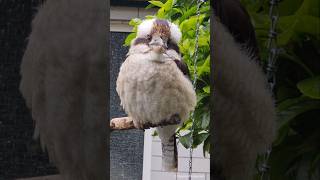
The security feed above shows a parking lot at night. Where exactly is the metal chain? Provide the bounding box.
[266,0,281,92]
[259,0,281,179]
[188,0,204,179]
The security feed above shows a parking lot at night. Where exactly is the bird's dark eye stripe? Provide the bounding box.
[133,37,150,45]
[167,41,180,53]
[174,59,190,77]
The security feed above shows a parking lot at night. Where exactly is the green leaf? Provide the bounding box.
[170,8,183,16]
[203,134,210,157]
[276,85,300,102]
[277,96,320,126]
[269,142,300,180]
[280,52,314,77]
[198,36,209,47]
[193,109,204,130]
[278,0,304,16]
[202,86,210,94]
[297,76,320,99]
[277,1,320,45]
[310,153,320,174]
[148,0,164,8]
[200,4,210,14]
[124,33,136,46]
[156,7,166,18]
[145,3,156,9]
[196,92,208,105]
[197,55,210,76]
[163,0,174,11]
[201,111,210,129]
[180,15,205,33]
[296,0,314,15]
[152,130,158,136]
[145,15,156,19]
[182,39,190,49]
[192,132,209,148]
[295,15,320,38]
[180,6,198,21]
[278,16,298,46]
[273,124,290,146]
[179,132,192,149]
[172,7,183,15]
[177,119,193,132]
[129,18,142,26]
[308,0,320,17]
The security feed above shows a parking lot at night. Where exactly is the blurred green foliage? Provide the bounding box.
[124,0,320,179]
[240,0,320,179]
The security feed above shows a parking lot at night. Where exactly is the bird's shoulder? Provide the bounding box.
[173,59,190,77]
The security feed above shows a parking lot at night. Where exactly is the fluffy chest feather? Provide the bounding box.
[116,52,196,125]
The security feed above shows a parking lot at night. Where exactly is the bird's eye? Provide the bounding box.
[162,36,168,42]
[147,35,152,40]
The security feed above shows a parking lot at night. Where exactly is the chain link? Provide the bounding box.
[266,0,281,92]
[188,0,204,179]
[260,0,281,179]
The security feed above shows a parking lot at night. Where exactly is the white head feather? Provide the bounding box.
[168,22,182,44]
[137,18,182,44]
[137,19,155,38]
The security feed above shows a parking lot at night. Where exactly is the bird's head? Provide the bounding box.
[134,18,182,53]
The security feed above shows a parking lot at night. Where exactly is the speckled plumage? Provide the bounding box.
[19,0,107,179]
[212,17,276,180]
[117,45,196,127]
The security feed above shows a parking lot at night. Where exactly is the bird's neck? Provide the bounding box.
[128,45,170,63]
[148,51,166,62]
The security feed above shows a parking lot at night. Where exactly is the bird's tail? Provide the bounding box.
[156,126,178,171]
[212,17,276,180]
[161,134,178,171]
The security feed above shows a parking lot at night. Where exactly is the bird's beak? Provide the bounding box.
[149,35,167,49]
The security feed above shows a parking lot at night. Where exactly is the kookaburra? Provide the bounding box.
[115,19,196,171]
[212,0,276,179]
[19,0,107,179]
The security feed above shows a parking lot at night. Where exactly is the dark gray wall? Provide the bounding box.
[110,32,144,180]
[0,1,58,179]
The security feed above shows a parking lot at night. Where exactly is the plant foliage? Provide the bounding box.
[240,0,320,179]
[124,0,320,179]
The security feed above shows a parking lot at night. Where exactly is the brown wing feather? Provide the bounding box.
[167,40,180,54]
[167,40,190,78]
[173,59,190,78]
[213,0,260,60]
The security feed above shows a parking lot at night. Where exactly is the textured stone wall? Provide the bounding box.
[110,32,144,180]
